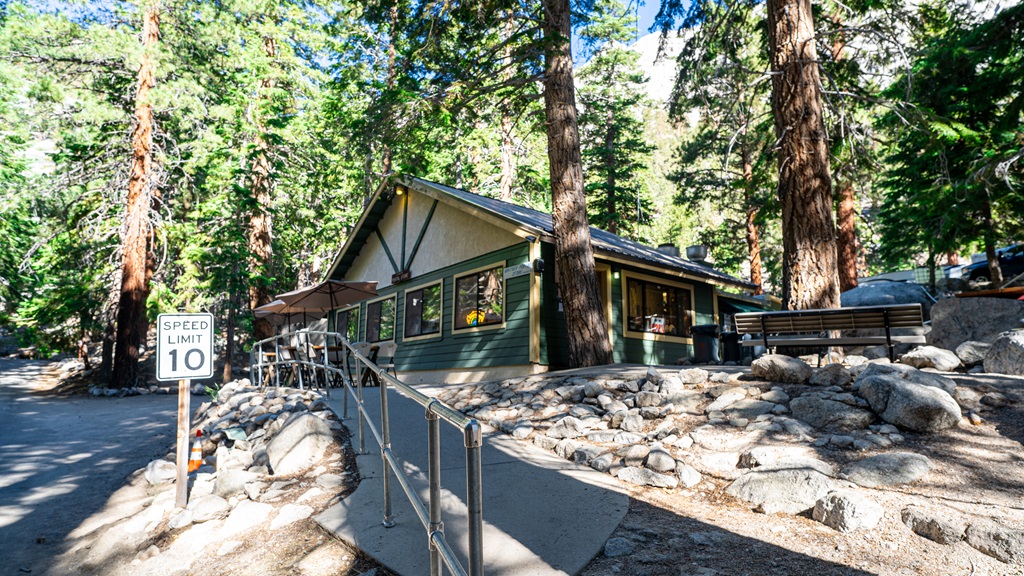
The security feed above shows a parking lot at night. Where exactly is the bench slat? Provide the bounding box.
[740,335,927,347]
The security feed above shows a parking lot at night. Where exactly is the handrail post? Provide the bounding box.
[274,339,281,388]
[427,405,443,576]
[341,346,351,419]
[464,419,484,576]
[357,355,366,454]
[379,364,395,528]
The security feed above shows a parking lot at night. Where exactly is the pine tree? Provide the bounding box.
[577,0,655,241]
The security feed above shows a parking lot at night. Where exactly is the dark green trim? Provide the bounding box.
[375,229,400,273]
[400,192,409,269]
[406,199,438,270]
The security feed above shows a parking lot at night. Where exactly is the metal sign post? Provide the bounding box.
[174,378,190,508]
[157,313,214,509]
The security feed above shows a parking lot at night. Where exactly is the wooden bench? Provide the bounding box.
[734,304,926,362]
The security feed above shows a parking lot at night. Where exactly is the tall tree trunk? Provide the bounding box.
[499,16,516,202]
[767,0,840,310]
[831,12,858,294]
[542,0,612,368]
[112,3,159,389]
[604,107,618,235]
[248,35,277,343]
[741,145,763,295]
[222,300,235,384]
[836,181,858,292]
[380,3,398,180]
[981,191,1003,286]
[500,111,515,201]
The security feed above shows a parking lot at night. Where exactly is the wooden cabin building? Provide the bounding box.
[324,176,762,383]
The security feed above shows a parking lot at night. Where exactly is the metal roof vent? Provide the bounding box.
[686,245,709,263]
[656,243,680,257]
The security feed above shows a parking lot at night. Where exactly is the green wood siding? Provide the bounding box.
[538,242,570,368]
[353,243,532,372]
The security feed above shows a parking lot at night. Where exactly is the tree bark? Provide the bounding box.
[742,146,763,295]
[380,3,399,180]
[836,181,858,292]
[604,107,618,235]
[222,301,235,384]
[499,16,516,202]
[767,0,840,310]
[248,35,277,343]
[981,191,1003,286]
[542,0,612,368]
[112,3,159,388]
[500,110,515,201]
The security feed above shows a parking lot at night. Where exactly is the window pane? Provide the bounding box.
[347,309,360,341]
[380,298,395,341]
[405,289,423,337]
[366,301,382,342]
[628,278,692,337]
[477,268,503,326]
[338,310,349,339]
[627,279,644,332]
[454,267,503,330]
[422,284,441,334]
[455,274,479,329]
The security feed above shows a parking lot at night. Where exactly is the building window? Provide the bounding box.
[365,297,395,343]
[336,307,360,342]
[405,283,442,338]
[626,277,692,337]
[454,266,504,330]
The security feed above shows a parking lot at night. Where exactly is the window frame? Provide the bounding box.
[621,271,695,344]
[402,280,444,342]
[335,305,361,343]
[364,294,397,343]
[451,261,507,334]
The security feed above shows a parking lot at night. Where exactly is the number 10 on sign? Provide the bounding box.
[157,313,214,381]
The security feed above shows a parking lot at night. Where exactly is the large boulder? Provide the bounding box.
[955,341,991,367]
[266,413,335,475]
[900,346,961,372]
[854,362,957,396]
[983,329,1024,376]
[840,281,933,316]
[929,297,1024,349]
[901,506,966,544]
[857,374,962,432]
[751,354,812,384]
[789,396,875,432]
[813,490,884,533]
[841,452,932,487]
[965,522,1024,565]
[726,458,836,514]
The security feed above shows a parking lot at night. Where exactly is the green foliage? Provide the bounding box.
[875,1,1024,268]
[577,0,655,241]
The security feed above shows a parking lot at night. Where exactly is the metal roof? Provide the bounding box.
[400,177,756,291]
[327,175,756,291]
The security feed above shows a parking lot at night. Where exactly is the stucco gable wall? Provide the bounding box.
[344,190,521,288]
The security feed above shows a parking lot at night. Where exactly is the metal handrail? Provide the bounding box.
[250,330,484,576]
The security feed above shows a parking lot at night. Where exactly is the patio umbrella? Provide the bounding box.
[254,299,330,327]
[275,279,378,312]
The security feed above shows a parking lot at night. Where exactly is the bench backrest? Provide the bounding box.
[734,304,924,335]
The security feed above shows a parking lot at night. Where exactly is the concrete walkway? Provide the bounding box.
[316,379,629,576]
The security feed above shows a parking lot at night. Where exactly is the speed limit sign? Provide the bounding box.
[157,313,214,381]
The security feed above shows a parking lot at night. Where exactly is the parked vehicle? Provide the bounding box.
[961,244,1024,285]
